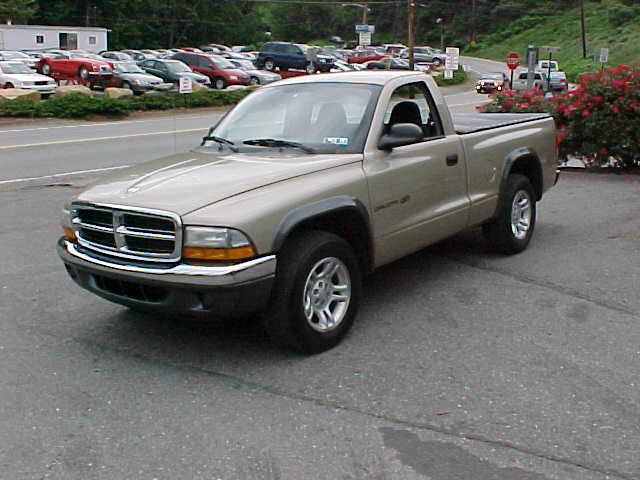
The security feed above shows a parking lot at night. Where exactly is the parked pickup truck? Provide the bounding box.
[58,71,558,353]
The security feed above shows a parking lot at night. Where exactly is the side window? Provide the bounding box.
[383,82,443,140]
[36,35,45,44]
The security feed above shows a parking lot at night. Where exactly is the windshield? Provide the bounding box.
[3,51,29,59]
[1,62,34,74]
[211,56,234,69]
[115,62,144,74]
[482,74,504,80]
[233,60,254,70]
[165,61,191,73]
[211,83,381,154]
[71,53,102,60]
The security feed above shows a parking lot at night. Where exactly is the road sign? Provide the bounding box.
[179,76,192,94]
[355,24,375,33]
[506,52,520,70]
[540,45,561,53]
[599,47,609,64]
[359,32,371,47]
[444,69,453,80]
[445,47,459,70]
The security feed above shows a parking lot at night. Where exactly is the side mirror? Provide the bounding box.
[378,123,424,150]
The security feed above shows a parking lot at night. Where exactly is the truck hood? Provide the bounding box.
[75,150,362,215]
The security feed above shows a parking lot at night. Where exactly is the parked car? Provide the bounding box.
[120,50,153,62]
[256,42,334,74]
[382,43,407,56]
[475,72,508,93]
[58,71,557,353]
[229,59,281,85]
[101,61,164,94]
[512,70,548,91]
[549,71,568,91]
[401,46,446,66]
[204,43,232,53]
[0,50,37,69]
[100,51,132,62]
[138,58,210,86]
[0,61,56,95]
[171,52,250,89]
[347,49,386,64]
[36,52,112,81]
[141,49,162,56]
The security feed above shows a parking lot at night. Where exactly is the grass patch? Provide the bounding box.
[434,65,468,86]
[467,0,640,80]
[0,89,252,119]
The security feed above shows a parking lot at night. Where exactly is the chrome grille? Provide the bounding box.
[71,203,182,262]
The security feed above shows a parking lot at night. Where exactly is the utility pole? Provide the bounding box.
[580,0,587,58]
[471,0,476,43]
[407,0,415,70]
[362,2,368,24]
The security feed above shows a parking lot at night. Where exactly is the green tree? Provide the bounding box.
[0,0,37,23]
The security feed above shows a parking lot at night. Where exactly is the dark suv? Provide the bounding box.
[256,42,334,74]
[172,52,250,89]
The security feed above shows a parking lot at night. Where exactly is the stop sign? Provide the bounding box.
[506,52,520,70]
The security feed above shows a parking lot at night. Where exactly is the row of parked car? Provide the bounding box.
[475,60,569,95]
[0,41,448,97]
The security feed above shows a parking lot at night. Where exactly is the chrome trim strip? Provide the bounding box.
[58,239,276,287]
[72,218,114,233]
[115,226,175,240]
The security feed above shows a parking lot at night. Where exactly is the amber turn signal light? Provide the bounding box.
[63,226,76,242]
[182,245,256,262]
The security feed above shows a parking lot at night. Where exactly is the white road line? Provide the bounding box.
[0,165,131,185]
[0,127,207,150]
[0,114,217,134]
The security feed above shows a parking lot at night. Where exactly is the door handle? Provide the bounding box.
[446,154,459,166]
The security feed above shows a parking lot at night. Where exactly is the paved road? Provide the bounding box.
[6,60,638,480]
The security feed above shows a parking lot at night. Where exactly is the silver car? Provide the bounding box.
[229,59,281,85]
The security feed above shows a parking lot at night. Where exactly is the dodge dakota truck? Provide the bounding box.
[58,71,558,353]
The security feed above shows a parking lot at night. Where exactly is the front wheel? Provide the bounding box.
[264,58,275,70]
[214,78,225,89]
[305,62,316,74]
[249,77,260,86]
[41,62,52,75]
[432,58,442,66]
[78,66,89,81]
[265,231,361,354]
[482,174,537,254]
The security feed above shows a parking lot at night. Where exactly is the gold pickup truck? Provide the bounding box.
[58,71,558,353]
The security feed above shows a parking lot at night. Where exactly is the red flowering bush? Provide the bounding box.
[478,65,640,170]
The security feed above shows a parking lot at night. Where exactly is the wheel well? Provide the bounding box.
[279,209,373,274]
[509,156,543,200]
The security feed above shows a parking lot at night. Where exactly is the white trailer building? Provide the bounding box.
[0,24,109,53]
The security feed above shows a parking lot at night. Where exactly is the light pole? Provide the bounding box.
[341,3,370,24]
[436,17,444,51]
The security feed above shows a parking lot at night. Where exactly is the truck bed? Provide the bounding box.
[452,112,551,135]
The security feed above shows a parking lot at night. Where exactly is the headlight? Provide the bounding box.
[92,64,100,71]
[183,227,256,262]
[61,204,76,242]
[229,75,238,80]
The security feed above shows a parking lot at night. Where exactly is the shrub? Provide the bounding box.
[479,65,640,170]
[434,66,468,86]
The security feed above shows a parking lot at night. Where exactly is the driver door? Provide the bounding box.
[364,80,470,266]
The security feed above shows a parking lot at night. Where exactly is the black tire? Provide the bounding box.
[264,58,275,70]
[249,76,260,86]
[305,62,317,74]
[432,58,442,66]
[214,77,225,90]
[482,174,537,254]
[4,83,14,89]
[265,230,362,354]
[122,81,132,90]
[78,66,89,80]
[41,62,51,75]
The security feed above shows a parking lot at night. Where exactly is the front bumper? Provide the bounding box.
[58,239,276,317]
[19,84,56,93]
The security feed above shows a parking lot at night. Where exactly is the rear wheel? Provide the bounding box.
[122,81,132,90]
[4,82,14,89]
[265,231,361,354]
[306,62,316,74]
[41,62,51,75]
[483,174,537,254]
[432,58,442,66]
[249,77,260,86]
[264,58,275,70]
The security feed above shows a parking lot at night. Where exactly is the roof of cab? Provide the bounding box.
[267,70,428,87]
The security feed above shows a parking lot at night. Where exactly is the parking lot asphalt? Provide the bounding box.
[1,170,639,479]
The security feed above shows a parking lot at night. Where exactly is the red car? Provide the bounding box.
[347,50,386,64]
[172,52,250,89]
[37,52,112,81]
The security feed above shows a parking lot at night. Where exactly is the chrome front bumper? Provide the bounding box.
[57,238,277,316]
[58,239,276,287]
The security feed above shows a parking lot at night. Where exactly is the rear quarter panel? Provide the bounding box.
[461,117,556,226]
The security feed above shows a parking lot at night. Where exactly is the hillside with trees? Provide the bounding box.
[1,0,638,77]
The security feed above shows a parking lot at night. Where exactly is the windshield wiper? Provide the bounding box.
[201,131,238,151]
[243,138,315,154]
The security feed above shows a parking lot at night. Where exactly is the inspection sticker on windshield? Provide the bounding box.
[324,137,349,146]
